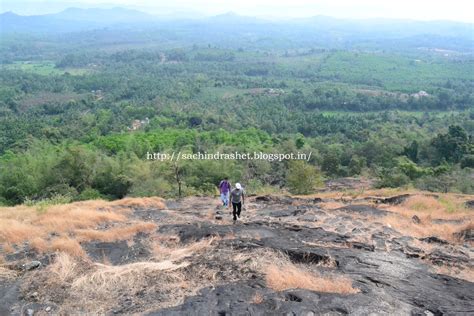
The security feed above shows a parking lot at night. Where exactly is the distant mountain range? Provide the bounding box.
[0,7,158,33]
[1,7,472,47]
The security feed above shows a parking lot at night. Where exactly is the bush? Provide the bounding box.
[286,161,323,195]
[24,193,73,213]
[77,188,103,201]
[461,155,474,169]
[245,179,279,196]
[415,168,474,194]
[128,178,173,198]
[376,168,410,188]
[397,157,432,180]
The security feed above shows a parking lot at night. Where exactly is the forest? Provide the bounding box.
[0,10,473,205]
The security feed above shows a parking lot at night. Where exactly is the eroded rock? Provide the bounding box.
[336,205,389,217]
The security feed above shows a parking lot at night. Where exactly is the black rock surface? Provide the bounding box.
[152,221,474,315]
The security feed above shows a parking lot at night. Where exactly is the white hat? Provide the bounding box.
[235,183,242,190]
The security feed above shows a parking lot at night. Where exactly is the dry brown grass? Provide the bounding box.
[397,195,467,218]
[378,194,473,242]
[75,222,157,242]
[0,197,165,254]
[49,251,82,283]
[38,252,191,314]
[50,237,87,258]
[152,237,217,261]
[382,214,472,243]
[431,265,474,283]
[238,249,358,294]
[301,188,473,204]
[0,266,17,279]
[2,243,15,253]
[0,201,125,245]
[252,292,264,304]
[29,237,49,253]
[0,220,44,244]
[72,260,189,297]
[299,187,409,200]
[109,197,166,209]
[319,201,346,210]
[34,207,128,233]
[265,263,358,294]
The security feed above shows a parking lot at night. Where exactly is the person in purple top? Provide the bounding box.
[219,177,231,207]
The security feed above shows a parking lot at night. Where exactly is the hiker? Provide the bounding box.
[219,177,231,207]
[229,182,245,221]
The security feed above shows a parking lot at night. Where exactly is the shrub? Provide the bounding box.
[376,167,410,188]
[24,194,73,213]
[461,155,474,169]
[286,161,323,194]
[77,188,103,201]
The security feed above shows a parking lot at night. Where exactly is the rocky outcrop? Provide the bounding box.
[336,205,390,217]
[151,220,474,315]
[2,195,472,315]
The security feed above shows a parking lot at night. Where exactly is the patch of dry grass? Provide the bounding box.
[302,188,473,204]
[0,197,165,255]
[75,222,157,242]
[29,237,49,253]
[252,292,264,304]
[152,237,217,261]
[38,252,191,314]
[72,260,189,298]
[34,207,128,233]
[378,194,472,242]
[431,265,474,283]
[319,201,346,210]
[382,215,472,243]
[49,252,83,283]
[299,187,408,200]
[399,195,467,218]
[50,237,87,258]
[0,266,17,279]
[2,243,15,253]
[265,263,358,294]
[109,197,166,209]
[0,220,44,244]
[237,249,357,294]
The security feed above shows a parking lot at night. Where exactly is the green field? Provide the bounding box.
[3,61,91,76]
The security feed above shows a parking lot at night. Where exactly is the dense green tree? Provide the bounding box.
[431,125,471,163]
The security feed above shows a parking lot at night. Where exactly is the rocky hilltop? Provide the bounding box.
[1,190,473,315]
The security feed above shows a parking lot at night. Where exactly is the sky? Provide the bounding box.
[1,0,474,22]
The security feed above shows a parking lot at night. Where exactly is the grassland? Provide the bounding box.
[2,61,91,76]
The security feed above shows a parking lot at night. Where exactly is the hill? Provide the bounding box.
[0,189,473,314]
[1,8,473,52]
[0,7,157,33]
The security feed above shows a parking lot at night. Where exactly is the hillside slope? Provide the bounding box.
[1,190,473,314]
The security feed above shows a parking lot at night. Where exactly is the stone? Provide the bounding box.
[336,205,389,217]
[464,200,474,209]
[420,236,448,245]
[22,261,41,271]
[380,194,411,205]
[454,228,474,242]
[412,215,421,224]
